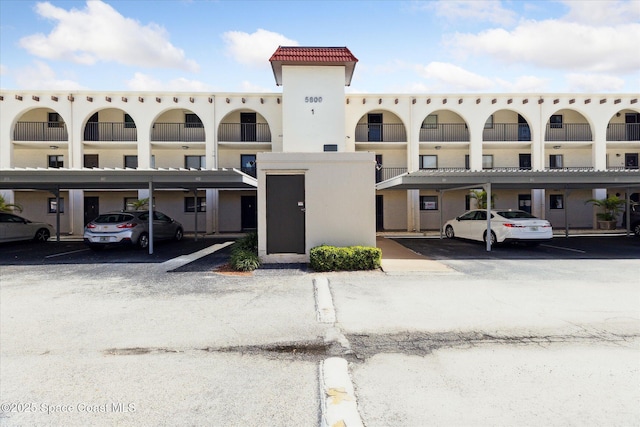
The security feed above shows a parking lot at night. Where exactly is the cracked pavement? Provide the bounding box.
[1,253,639,426]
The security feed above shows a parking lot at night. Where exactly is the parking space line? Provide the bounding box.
[44,248,90,258]
[540,244,587,253]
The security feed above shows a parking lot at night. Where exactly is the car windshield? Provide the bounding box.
[93,213,135,224]
[498,211,537,219]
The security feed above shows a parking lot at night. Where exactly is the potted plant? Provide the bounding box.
[469,189,496,210]
[585,195,625,230]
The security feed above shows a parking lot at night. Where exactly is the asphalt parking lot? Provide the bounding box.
[395,234,640,260]
[0,236,236,267]
[1,235,637,268]
[1,234,638,426]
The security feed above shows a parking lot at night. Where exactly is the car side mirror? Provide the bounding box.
[456,217,461,221]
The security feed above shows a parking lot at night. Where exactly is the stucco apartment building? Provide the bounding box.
[1,47,639,250]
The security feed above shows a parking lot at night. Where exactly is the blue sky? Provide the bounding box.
[1,0,639,93]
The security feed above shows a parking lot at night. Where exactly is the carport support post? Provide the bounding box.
[485,183,492,252]
[148,181,154,255]
[193,188,198,242]
[438,190,443,239]
[54,186,61,242]
[564,189,569,238]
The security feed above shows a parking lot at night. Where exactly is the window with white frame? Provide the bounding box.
[420,195,438,210]
[48,112,62,128]
[124,156,138,169]
[419,155,438,169]
[550,194,564,209]
[184,197,206,212]
[482,154,494,169]
[185,113,203,128]
[550,115,563,129]
[549,154,563,169]
[185,155,205,169]
[124,113,136,128]
[422,115,437,129]
[48,198,64,213]
[48,155,64,168]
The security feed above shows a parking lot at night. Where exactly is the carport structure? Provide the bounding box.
[0,168,257,253]
[377,168,640,251]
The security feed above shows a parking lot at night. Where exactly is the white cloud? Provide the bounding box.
[126,72,212,91]
[431,0,517,26]
[14,61,86,90]
[417,62,494,91]
[19,1,198,72]
[562,0,640,25]
[565,73,626,92]
[450,20,640,75]
[240,80,274,93]
[495,75,551,93]
[223,29,297,67]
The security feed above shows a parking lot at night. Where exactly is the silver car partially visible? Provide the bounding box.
[83,210,184,250]
[0,212,54,243]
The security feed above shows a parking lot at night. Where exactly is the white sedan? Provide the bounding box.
[0,212,54,243]
[444,209,552,245]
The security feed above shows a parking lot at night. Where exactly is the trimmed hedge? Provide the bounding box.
[310,245,381,272]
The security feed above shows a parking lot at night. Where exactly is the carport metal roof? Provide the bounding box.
[0,167,258,190]
[376,169,640,191]
[376,168,640,252]
[0,168,257,254]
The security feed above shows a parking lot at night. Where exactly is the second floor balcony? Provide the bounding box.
[419,124,469,142]
[356,123,407,143]
[84,122,137,142]
[151,123,205,142]
[218,123,271,143]
[483,124,532,142]
[14,121,68,141]
[375,167,408,183]
[606,123,640,141]
[545,123,592,141]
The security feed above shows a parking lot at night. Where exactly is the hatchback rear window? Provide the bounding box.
[498,211,537,219]
[94,214,135,223]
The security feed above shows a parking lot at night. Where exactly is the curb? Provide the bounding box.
[319,357,364,427]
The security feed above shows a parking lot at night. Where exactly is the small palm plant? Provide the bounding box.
[128,198,149,211]
[0,194,23,213]
[469,189,496,210]
[585,195,625,221]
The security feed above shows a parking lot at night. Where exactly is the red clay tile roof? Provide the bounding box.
[269,46,358,86]
[269,46,358,63]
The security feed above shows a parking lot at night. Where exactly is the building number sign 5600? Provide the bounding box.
[305,96,323,103]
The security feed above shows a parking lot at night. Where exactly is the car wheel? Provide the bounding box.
[445,225,455,239]
[633,223,640,237]
[138,233,150,249]
[33,228,50,242]
[483,230,497,245]
[174,228,184,241]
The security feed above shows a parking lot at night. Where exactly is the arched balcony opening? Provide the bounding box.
[544,109,592,142]
[483,110,531,142]
[14,108,68,142]
[355,110,407,143]
[83,108,137,142]
[419,110,469,142]
[151,109,205,142]
[606,109,640,170]
[218,110,271,143]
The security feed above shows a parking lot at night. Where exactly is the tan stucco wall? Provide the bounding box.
[257,152,375,262]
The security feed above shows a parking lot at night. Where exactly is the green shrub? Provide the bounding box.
[230,248,261,271]
[310,245,381,272]
[229,232,260,271]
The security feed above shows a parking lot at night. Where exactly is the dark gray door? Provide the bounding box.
[241,113,256,142]
[266,175,305,254]
[84,197,99,225]
[241,195,257,230]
